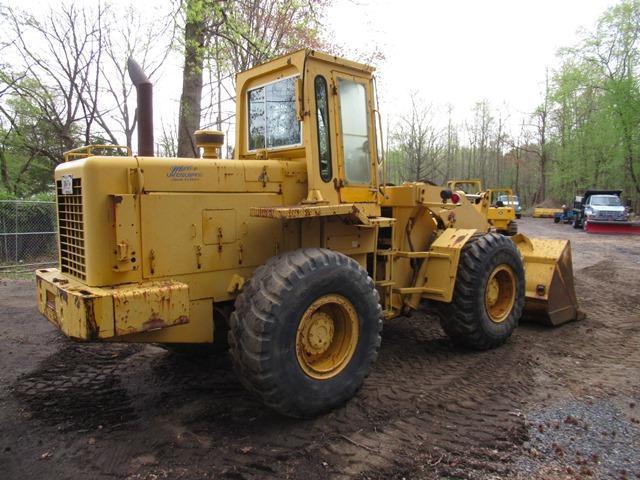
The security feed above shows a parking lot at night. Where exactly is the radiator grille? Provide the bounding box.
[56,178,86,280]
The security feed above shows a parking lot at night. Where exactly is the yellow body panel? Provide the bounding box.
[36,268,192,340]
[420,229,478,303]
[486,205,516,229]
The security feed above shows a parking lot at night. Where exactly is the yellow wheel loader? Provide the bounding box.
[36,50,581,418]
[447,180,518,235]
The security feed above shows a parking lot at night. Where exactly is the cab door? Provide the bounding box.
[332,73,378,203]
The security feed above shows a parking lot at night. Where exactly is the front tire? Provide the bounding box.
[228,248,382,418]
[435,233,525,350]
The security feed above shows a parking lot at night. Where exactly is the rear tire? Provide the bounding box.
[435,233,525,350]
[228,248,382,418]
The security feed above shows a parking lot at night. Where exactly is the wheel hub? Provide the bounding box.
[303,312,334,355]
[295,294,359,380]
[486,278,500,306]
[484,265,516,323]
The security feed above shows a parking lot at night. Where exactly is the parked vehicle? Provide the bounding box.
[497,194,522,219]
[573,189,639,234]
[554,203,577,224]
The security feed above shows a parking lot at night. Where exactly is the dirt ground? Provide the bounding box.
[1,218,639,480]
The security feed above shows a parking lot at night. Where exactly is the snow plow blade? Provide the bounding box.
[512,234,584,326]
[585,220,640,235]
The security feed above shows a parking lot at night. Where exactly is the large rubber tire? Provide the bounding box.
[228,248,382,418]
[506,220,518,236]
[435,233,525,350]
[554,216,561,224]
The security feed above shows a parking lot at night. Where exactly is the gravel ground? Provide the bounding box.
[517,398,640,479]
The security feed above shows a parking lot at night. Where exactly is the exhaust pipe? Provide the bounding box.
[127,58,154,157]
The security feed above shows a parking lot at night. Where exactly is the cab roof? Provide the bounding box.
[238,48,376,77]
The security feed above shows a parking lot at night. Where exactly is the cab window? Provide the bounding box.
[315,76,332,182]
[338,79,371,184]
[248,76,301,150]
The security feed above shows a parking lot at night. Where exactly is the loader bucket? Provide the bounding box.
[511,234,584,326]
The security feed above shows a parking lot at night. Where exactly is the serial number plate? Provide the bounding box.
[61,174,73,195]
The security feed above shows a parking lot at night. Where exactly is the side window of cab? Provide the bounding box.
[337,79,371,185]
[315,75,332,182]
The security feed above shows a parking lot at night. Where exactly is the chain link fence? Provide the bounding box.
[0,200,58,276]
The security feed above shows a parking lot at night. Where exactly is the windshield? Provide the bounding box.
[454,183,481,194]
[590,195,621,207]
[248,76,301,150]
[498,195,519,204]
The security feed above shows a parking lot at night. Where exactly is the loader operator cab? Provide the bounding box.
[235,49,380,206]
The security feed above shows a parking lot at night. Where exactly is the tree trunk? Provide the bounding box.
[177,3,205,158]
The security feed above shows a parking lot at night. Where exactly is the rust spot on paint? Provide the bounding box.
[142,314,167,332]
[452,234,467,246]
[84,296,99,340]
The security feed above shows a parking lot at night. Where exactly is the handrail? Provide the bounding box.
[63,144,132,163]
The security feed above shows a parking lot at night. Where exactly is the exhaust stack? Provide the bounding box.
[127,58,154,157]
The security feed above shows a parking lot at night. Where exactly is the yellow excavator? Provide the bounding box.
[36,50,582,417]
[447,179,518,235]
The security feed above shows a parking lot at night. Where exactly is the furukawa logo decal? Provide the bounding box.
[167,165,202,181]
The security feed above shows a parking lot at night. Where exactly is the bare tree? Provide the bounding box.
[444,104,458,182]
[92,5,174,149]
[394,94,444,183]
[516,73,551,204]
[0,3,107,163]
[468,100,493,185]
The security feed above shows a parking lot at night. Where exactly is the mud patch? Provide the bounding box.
[579,259,620,283]
[13,343,141,432]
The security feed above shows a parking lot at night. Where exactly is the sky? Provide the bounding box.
[4,0,621,147]
[326,0,618,132]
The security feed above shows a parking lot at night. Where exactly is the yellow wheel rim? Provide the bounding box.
[484,265,516,323]
[295,294,359,380]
